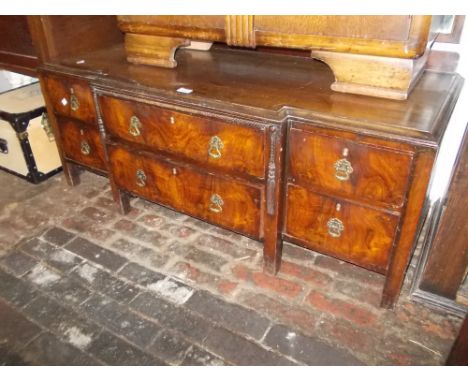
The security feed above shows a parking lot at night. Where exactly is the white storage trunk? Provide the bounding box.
[0,72,62,183]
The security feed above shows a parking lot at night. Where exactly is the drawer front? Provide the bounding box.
[42,74,96,124]
[285,184,399,272]
[108,145,262,238]
[59,118,106,171]
[288,127,413,208]
[99,96,265,178]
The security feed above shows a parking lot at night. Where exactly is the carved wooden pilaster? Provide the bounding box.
[92,88,131,214]
[225,15,256,48]
[267,125,279,215]
[263,124,285,275]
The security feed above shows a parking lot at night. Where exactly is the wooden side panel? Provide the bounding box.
[288,127,413,209]
[285,184,399,273]
[381,150,435,308]
[0,16,38,75]
[100,96,265,178]
[108,145,262,238]
[420,128,468,299]
[27,16,123,63]
[0,16,36,56]
[59,117,106,171]
[42,74,96,124]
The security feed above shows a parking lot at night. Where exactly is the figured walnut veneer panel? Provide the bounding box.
[108,145,263,239]
[58,117,106,171]
[288,127,413,209]
[100,96,265,179]
[42,74,96,125]
[285,184,399,273]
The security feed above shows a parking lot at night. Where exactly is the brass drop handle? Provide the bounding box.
[129,115,142,137]
[327,217,344,238]
[135,169,146,187]
[70,88,80,112]
[208,136,224,159]
[209,193,224,213]
[334,158,353,181]
[41,113,55,142]
[80,140,91,155]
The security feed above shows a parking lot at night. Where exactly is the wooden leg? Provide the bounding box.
[446,315,468,365]
[63,162,80,186]
[263,125,285,275]
[264,231,283,274]
[124,33,190,68]
[112,187,131,215]
[311,50,428,100]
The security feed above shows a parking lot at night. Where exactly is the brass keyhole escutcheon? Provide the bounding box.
[209,193,224,213]
[208,136,224,159]
[334,158,353,181]
[135,169,146,187]
[70,89,80,112]
[129,115,142,137]
[327,217,344,238]
[80,140,91,156]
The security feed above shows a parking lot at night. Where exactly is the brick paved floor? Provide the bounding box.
[0,170,463,365]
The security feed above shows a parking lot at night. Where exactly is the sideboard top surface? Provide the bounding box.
[42,43,463,147]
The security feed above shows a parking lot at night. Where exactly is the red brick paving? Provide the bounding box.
[0,171,464,365]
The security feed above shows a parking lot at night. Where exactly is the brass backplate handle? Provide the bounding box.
[80,140,91,156]
[208,136,224,159]
[327,217,344,238]
[129,115,142,137]
[209,193,224,213]
[334,158,353,181]
[135,169,147,187]
[70,89,80,112]
[41,112,55,142]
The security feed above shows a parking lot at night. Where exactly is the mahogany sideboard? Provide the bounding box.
[35,40,463,309]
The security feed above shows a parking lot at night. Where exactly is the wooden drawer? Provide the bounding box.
[99,96,265,178]
[108,145,262,238]
[42,74,96,124]
[288,127,413,208]
[58,117,106,171]
[285,184,399,272]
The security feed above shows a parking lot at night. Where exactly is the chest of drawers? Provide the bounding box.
[38,45,462,309]
[40,72,108,184]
